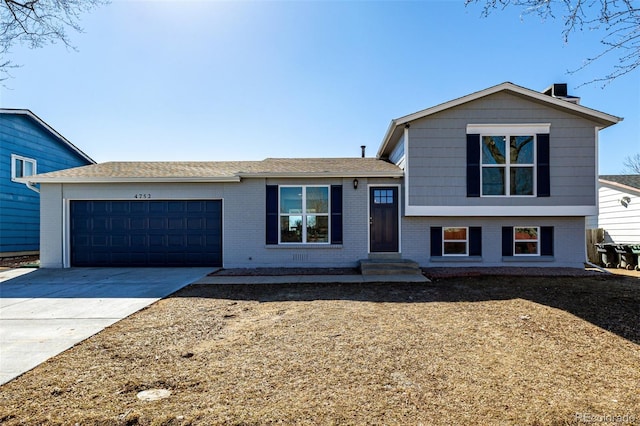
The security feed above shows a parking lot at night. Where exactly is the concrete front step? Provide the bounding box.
[359,259,422,276]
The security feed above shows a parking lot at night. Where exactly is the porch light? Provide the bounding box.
[353,179,359,189]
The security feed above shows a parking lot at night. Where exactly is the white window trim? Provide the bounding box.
[467,123,549,199]
[513,226,540,256]
[480,134,537,198]
[10,154,37,182]
[279,185,330,245]
[442,227,469,256]
[467,123,551,134]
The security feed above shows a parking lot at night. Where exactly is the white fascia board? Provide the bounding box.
[376,119,399,158]
[599,179,640,196]
[405,205,597,216]
[395,83,621,127]
[1,109,96,164]
[238,171,404,179]
[24,176,242,184]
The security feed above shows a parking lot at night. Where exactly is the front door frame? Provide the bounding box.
[368,184,401,253]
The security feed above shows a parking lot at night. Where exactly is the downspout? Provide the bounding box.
[25,181,40,194]
[585,260,611,274]
[585,127,610,274]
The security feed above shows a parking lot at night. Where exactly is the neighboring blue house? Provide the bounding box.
[0,109,94,257]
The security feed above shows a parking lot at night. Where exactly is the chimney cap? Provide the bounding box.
[542,83,580,104]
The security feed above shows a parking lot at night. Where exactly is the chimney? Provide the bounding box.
[543,83,580,104]
[361,145,366,158]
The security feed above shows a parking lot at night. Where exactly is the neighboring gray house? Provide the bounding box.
[23,82,621,269]
[587,175,640,244]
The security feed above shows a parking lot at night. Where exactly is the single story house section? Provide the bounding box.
[24,82,622,269]
[587,175,640,244]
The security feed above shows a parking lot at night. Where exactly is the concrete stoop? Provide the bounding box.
[359,259,422,276]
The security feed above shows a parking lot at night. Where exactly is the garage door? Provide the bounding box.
[70,200,222,267]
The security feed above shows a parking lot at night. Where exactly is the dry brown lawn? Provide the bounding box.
[1,274,639,425]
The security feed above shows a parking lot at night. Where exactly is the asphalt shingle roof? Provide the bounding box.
[600,175,640,190]
[28,158,403,182]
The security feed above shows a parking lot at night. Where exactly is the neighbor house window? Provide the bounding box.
[279,186,329,243]
[11,154,37,181]
[481,135,535,196]
[443,227,468,256]
[514,227,539,255]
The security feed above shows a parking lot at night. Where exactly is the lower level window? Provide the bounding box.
[280,186,329,243]
[514,227,539,255]
[443,227,468,255]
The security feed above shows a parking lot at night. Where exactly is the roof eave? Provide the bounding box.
[376,82,623,158]
[599,178,640,194]
[0,109,96,164]
[239,171,404,179]
[22,176,242,184]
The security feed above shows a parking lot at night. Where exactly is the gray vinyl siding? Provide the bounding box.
[400,216,586,268]
[38,177,397,268]
[406,92,599,207]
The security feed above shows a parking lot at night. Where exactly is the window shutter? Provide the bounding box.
[502,226,513,256]
[469,227,482,256]
[540,226,554,256]
[467,134,481,197]
[265,185,279,245]
[430,227,442,256]
[330,185,343,244]
[537,133,550,197]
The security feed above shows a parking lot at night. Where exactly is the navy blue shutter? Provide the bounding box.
[502,227,513,256]
[430,227,442,256]
[467,134,481,197]
[266,185,279,245]
[330,185,343,244]
[540,226,554,256]
[469,227,482,256]
[537,133,550,197]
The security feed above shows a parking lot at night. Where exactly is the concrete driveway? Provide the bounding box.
[0,267,212,385]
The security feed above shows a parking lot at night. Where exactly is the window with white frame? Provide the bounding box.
[443,227,468,256]
[279,186,329,243]
[11,154,37,181]
[514,227,539,255]
[481,135,535,196]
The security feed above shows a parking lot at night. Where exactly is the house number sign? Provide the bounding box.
[134,193,152,199]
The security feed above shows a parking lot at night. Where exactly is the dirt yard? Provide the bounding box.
[1,274,639,425]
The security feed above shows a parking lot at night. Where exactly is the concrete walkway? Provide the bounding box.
[0,267,211,385]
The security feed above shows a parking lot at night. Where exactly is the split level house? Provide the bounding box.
[0,109,94,257]
[21,82,621,269]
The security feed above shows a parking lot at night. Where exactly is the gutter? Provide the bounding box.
[26,181,40,194]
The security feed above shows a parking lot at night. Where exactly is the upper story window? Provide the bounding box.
[279,186,329,244]
[481,135,535,196]
[467,124,550,198]
[11,154,37,182]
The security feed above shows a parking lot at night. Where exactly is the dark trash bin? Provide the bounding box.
[614,244,636,270]
[595,243,616,268]
[630,245,640,272]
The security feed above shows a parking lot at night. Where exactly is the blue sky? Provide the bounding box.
[1,0,638,174]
